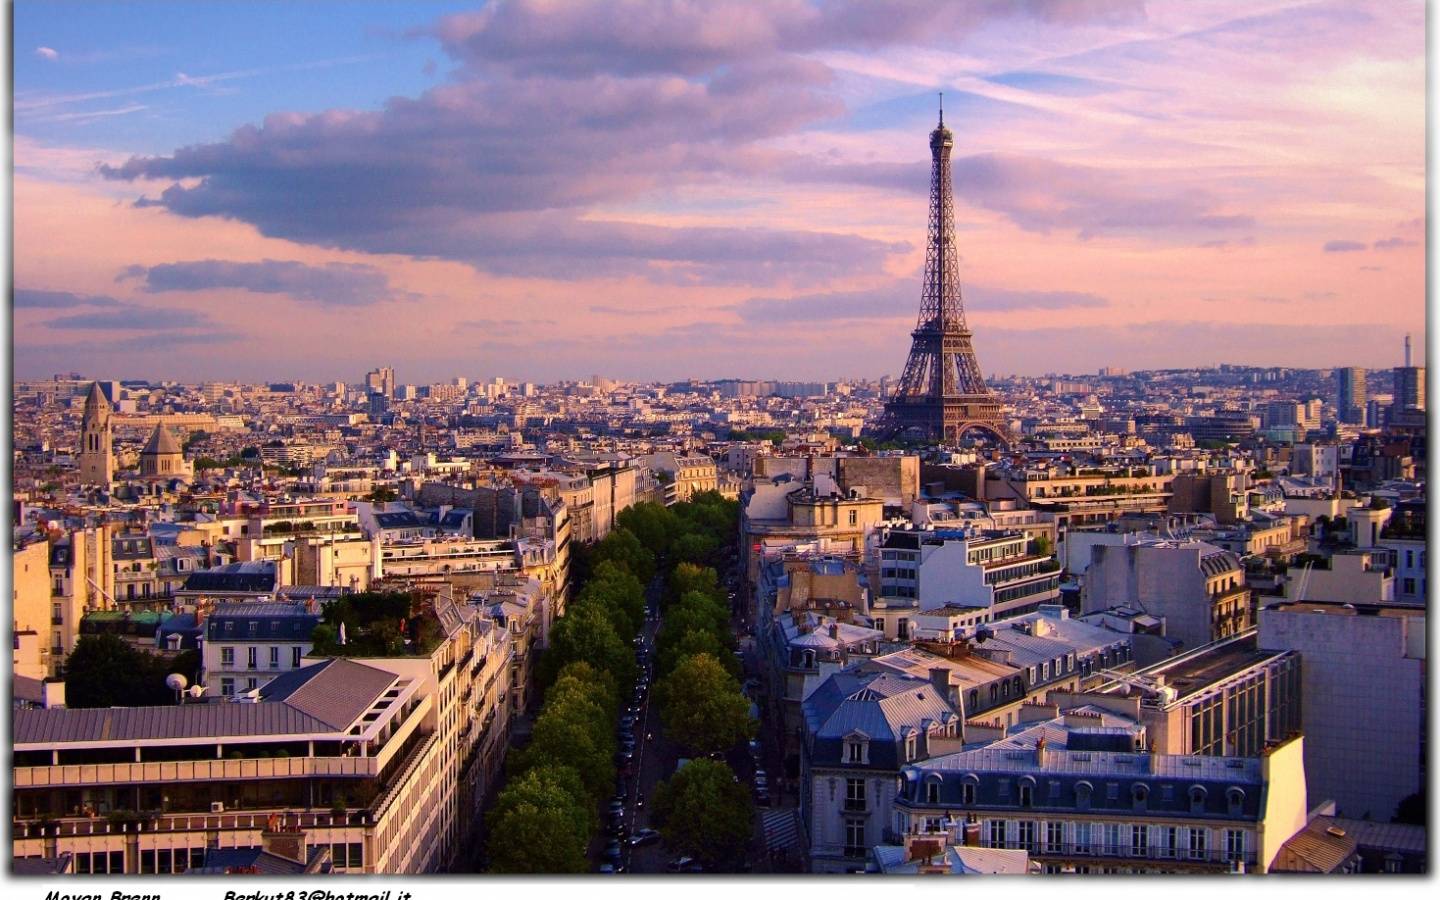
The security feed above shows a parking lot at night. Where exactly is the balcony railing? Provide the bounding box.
[843,798,867,813]
[14,755,379,789]
[12,808,373,841]
[980,839,1255,867]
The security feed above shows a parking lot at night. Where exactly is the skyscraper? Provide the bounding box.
[1336,367,1366,424]
[1393,335,1425,412]
[366,366,396,399]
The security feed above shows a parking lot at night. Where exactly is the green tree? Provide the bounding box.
[669,563,724,607]
[1031,534,1053,557]
[657,627,740,680]
[578,560,646,637]
[63,634,197,708]
[517,689,616,800]
[651,758,754,870]
[658,653,754,756]
[616,502,680,561]
[589,526,657,584]
[539,599,636,691]
[486,767,592,874]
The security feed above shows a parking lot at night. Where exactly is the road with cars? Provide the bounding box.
[595,553,769,874]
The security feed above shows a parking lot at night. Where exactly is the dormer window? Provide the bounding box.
[905,735,917,762]
[844,733,870,765]
[1132,783,1149,811]
[1189,785,1208,814]
[1226,787,1245,816]
[925,780,941,804]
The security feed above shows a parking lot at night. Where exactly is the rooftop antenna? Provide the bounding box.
[938,91,943,127]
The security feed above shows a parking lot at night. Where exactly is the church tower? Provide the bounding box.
[78,382,114,486]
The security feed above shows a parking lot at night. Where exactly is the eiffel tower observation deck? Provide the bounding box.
[871,98,1010,446]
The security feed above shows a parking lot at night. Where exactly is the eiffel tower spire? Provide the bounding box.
[871,99,1009,445]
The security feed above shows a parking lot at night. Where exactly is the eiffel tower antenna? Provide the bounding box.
[869,102,1010,446]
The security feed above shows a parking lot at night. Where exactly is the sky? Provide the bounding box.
[9,0,1428,384]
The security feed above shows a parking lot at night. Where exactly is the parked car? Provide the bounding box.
[598,863,616,874]
[608,798,625,817]
[604,840,622,863]
[666,856,704,873]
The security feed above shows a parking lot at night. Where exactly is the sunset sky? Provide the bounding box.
[10,0,1427,384]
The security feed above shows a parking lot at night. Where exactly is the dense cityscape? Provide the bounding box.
[7,0,1428,884]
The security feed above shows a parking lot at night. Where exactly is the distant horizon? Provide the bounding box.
[17,359,1422,390]
[11,1,1426,382]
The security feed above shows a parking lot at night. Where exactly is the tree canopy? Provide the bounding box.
[63,634,200,708]
[651,758,754,870]
[658,652,754,756]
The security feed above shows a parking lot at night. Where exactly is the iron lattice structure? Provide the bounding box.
[872,105,1010,445]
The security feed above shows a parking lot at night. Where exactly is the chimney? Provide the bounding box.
[829,623,839,639]
[260,813,308,864]
[1035,735,1047,767]
[928,666,951,697]
[962,815,981,847]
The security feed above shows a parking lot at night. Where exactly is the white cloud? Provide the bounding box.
[35,46,59,61]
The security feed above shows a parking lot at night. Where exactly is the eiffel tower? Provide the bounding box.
[871,99,1010,446]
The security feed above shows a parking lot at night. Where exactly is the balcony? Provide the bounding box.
[843,798,867,813]
[13,754,380,790]
[12,808,370,841]
[982,839,1256,868]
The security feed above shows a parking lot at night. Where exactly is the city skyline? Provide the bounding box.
[12,0,1427,383]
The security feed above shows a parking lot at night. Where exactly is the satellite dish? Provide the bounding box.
[187,684,206,698]
[165,673,188,692]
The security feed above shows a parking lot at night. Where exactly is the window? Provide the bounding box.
[270,646,280,668]
[845,778,866,812]
[1075,781,1092,810]
[1225,829,1245,863]
[1105,824,1121,855]
[844,819,866,857]
[1226,787,1245,816]
[1189,827,1209,860]
[1189,785,1208,813]
[1017,820,1037,852]
[846,741,864,764]
[1106,782,1120,802]
[1045,820,1064,852]
[961,781,976,804]
[292,646,302,668]
[246,677,258,691]
[1132,783,1149,810]
[988,819,1007,848]
[1132,825,1149,857]
[1161,826,1178,858]
[897,618,909,640]
[1074,822,1092,854]
[1018,781,1033,807]
[221,677,235,696]
[905,736,917,761]
[247,647,258,669]
[968,689,978,710]
[848,510,858,526]
[925,781,940,803]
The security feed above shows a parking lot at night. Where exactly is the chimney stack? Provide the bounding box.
[1036,735,1047,767]
[260,813,308,864]
[962,815,981,847]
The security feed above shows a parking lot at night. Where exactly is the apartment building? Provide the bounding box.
[1083,539,1252,652]
[202,602,324,697]
[890,735,1309,873]
[1258,600,1425,822]
[871,526,1061,625]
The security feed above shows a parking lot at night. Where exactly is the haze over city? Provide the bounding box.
[12,0,1426,382]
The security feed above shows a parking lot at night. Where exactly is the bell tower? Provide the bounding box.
[78,381,114,486]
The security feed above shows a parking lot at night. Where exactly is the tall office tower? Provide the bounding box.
[1336,367,1367,424]
[365,367,396,399]
[1393,335,1425,412]
[78,381,114,486]
[871,99,1008,445]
